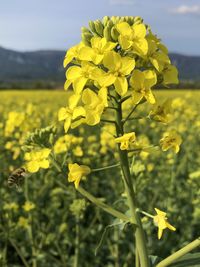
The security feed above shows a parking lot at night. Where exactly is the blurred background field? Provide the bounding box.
[0,89,200,266]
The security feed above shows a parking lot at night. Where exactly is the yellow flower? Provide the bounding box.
[24,148,51,173]
[68,163,91,188]
[146,38,170,72]
[149,99,173,123]
[82,87,108,125]
[116,22,148,56]
[115,132,136,150]
[18,216,29,228]
[92,51,135,96]
[63,42,85,67]
[73,146,83,157]
[130,69,157,104]
[3,202,19,211]
[23,201,35,212]
[162,64,179,85]
[58,94,85,132]
[160,130,182,153]
[65,62,96,94]
[153,208,176,239]
[78,37,117,64]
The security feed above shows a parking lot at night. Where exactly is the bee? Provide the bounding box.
[8,167,26,189]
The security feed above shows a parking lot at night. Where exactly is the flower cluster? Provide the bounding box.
[59,16,178,133]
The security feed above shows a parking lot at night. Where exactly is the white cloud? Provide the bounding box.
[171,5,200,15]
[109,0,134,6]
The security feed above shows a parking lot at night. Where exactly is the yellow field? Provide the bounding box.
[0,89,200,267]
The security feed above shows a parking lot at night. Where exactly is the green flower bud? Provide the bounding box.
[81,32,93,46]
[107,20,114,28]
[103,26,112,41]
[88,21,96,33]
[102,16,110,26]
[134,16,143,25]
[111,27,119,41]
[94,20,104,36]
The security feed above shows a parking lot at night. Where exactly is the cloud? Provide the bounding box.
[170,5,200,15]
[109,0,134,6]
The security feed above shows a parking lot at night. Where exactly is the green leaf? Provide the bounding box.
[168,253,200,267]
[149,255,162,267]
[95,221,127,256]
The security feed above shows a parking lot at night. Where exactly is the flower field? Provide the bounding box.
[0,89,200,267]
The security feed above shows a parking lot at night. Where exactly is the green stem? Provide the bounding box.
[9,238,30,267]
[24,176,37,267]
[92,163,120,172]
[115,95,150,267]
[77,187,131,223]
[73,217,80,267]
[156,237,200,267]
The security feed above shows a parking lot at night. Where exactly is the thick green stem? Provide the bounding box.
[115,97,150,267]
[156,237,200,267]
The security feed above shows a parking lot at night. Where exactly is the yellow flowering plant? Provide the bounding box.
[12,15,200,267]
[51,15,200,267]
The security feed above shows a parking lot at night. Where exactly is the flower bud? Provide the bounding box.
[111,27,119,41]
[94,20,104,36]
[103,26,112,41]
[102,16,110,26]
[88,21,96,33]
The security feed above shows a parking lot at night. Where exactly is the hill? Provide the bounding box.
[0,46,199,88]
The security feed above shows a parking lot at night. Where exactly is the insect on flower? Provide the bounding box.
[8,167,26,189]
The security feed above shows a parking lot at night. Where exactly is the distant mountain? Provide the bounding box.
[0,46,200,87]
[0,46,65,84]
[170,53,200,81]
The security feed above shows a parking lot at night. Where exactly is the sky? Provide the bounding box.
[0,0,200,55]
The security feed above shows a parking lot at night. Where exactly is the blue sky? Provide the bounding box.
[0,0,200,55]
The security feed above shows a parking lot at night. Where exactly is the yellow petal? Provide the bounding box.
[116,22,132,36]
[82,89,99,106]
[118,35,132,50]
[79,46,94,61]
[72,107,85,119]
[58,107,68,121]
[114,77,128,96]
[166,222,176,231]
[64,117,71,133]
[132,23,146,39]
[103,51,121,72]
[144,70,157,88]
[39,160,50,169]
[132,91,143,104]
[68,94,81,109]
[64,80,72,90]
[158,228,163,239]
[73,76,88,94]
[66,66,82,80]
[145,89,156,104]
[132,39,148,56]
[26,161,39,173]
[130,70,144,89]
[98,87,108,107]
[120,56,135,75]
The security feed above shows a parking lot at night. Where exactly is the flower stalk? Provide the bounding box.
[115,95,150,267]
